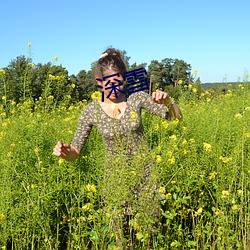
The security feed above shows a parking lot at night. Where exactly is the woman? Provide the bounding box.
[53,48,182,247]
[53,48,181,160]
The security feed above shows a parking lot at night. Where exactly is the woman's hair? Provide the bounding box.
[95,48,127,78]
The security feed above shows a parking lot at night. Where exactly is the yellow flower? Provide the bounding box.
[130,171,136,176]
[58,158,64,165]
[88,215,94,221]
[86,184,97,193]
[34,147,41,153]
[81,203,93,212]
[169,134,177,141]
[171,119,179,126]
[28,42,32,47]
[10,100,16,106]
[203,142,212,152]
[0,69,6,75]
[195,207,203,216]
[182,139,187,145]
[234,113,242,120]
[188,84,193,89]
[232,204,239,211]
[161,120,168,129]
[71,83,76,89]
[31,63,36,69]
[48,95,54,100]
[219,156,232,164]
[154,123,159,131]
[165,193,172,199]
[31,184,37,189]
[208,171,217,180]
[130,111,138,121]
[237,189,243,196]
[155,155,162,164]
[193,69,198,74]
[48,74,55,80]
[91,91,102,101]
[245,106,250,112]
[168,156,175,165]
[192,88,197,93]
[105,212,111,218]
[2,96,6,100]
[158,186,166,194]
[214,209,223,216]
[222,190,230,197]
[178,79,183,85]
[54,56,58,61]
[189,138,195,144]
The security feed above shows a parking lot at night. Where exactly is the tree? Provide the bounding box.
[76,69,97,101]
[171,59,192,86]
[129,62,147,71]
[148,58,193,91]
[5,55,33,102]
[32,62,69,102]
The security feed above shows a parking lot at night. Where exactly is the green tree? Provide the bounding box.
[4,55,33,102]
[171,59,192,86]
[32,62,69,103]
[148,58,193,91]
[76,69,97,101]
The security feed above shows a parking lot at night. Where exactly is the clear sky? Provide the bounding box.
[1,0,249,83]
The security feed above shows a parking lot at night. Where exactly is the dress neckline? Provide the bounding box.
[97,97,129,121]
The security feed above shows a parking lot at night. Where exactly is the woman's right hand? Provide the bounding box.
[53,141,71,158]
[53,141,80,161]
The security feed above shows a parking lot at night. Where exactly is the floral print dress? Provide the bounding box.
[71,91,169,156]
[72,91,171,230]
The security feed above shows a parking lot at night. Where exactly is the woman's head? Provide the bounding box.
[95,48,127,79]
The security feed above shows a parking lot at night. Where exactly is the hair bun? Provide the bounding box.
[102,48,122,59]
[99,52,108,59]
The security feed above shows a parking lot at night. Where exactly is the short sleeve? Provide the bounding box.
[71,103,94,152]
[131,91,169,119]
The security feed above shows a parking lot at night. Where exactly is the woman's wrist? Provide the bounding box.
[164,97,175,107]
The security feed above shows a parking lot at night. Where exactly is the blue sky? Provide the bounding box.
[1,0,249,83]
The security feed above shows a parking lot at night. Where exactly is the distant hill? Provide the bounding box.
[201,82,241,90]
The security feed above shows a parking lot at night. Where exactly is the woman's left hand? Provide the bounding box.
[152,91,171,104]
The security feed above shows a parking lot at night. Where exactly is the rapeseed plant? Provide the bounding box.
[91,91,102,101]
[222,190,230,197]
[219,156,232,163]
[203,142,212,152]
[0,76,249,249]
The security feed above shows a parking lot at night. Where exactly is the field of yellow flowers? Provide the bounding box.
[0,83,249,249]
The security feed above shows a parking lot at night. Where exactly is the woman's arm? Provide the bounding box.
[152,91,182,119]
[53,102,94,161]
[137,91,182,120]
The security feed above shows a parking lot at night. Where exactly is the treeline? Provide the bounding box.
[0,51,201,106]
